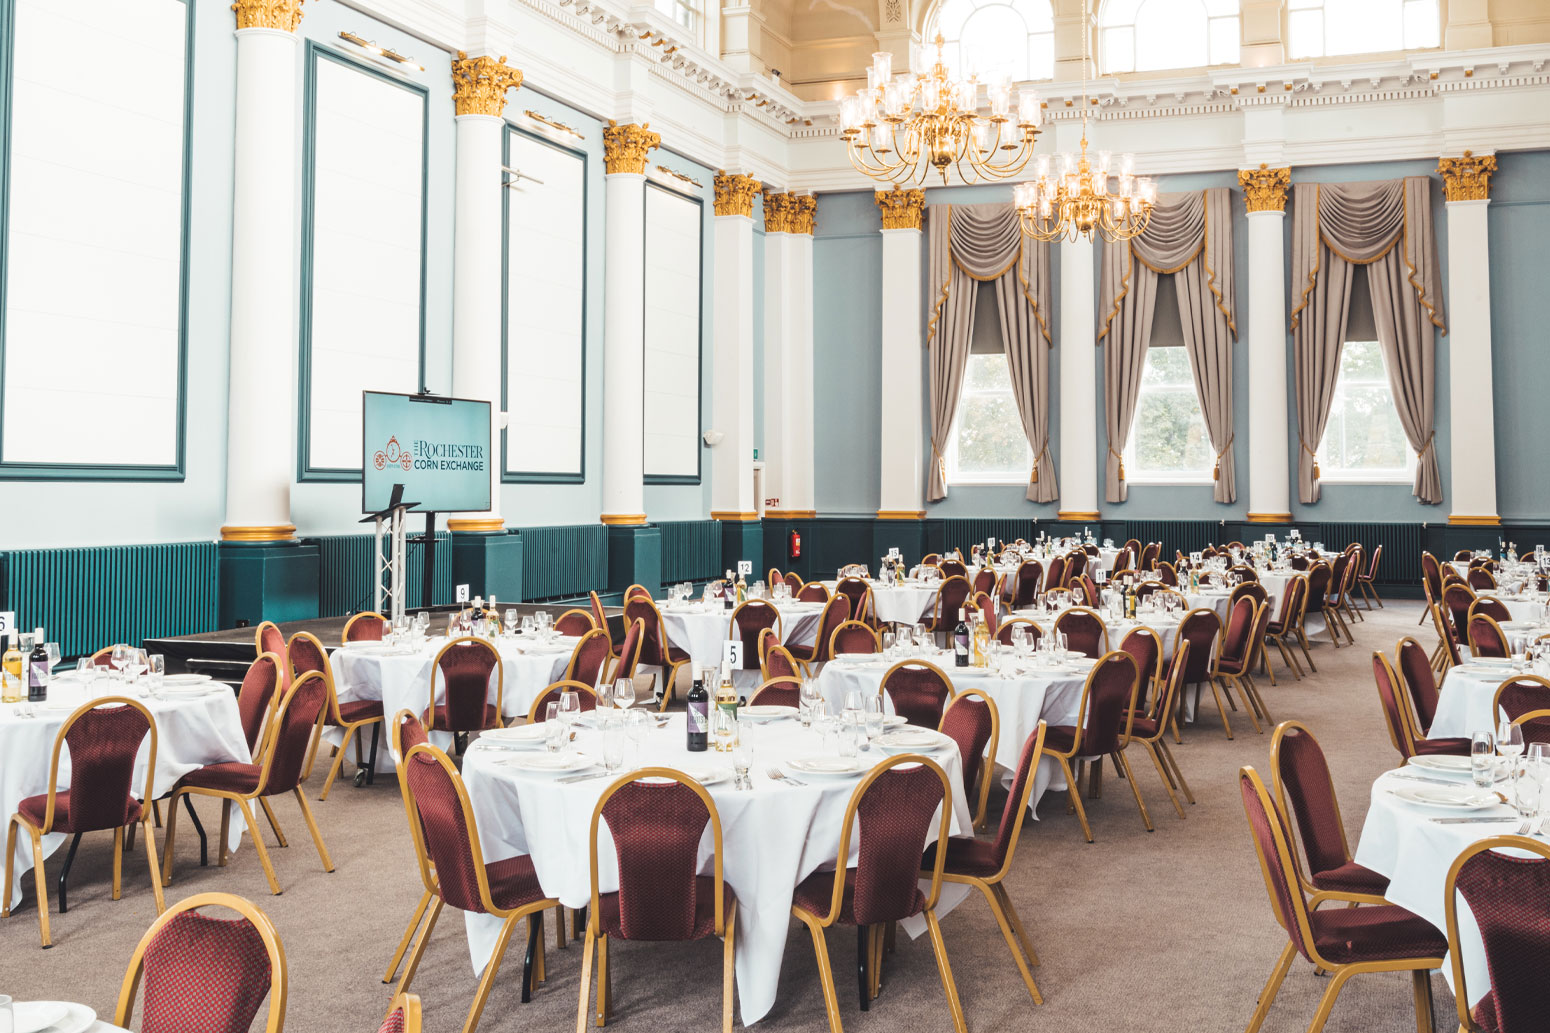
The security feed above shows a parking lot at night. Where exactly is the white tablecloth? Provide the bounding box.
[1429,661,1550,739]
[1010,609,1184,661]
[459,714,973,1025]
[657,600,823,672]
[332,636,577,771]
[1487,596,1548,624]
[866,583,942,626]
[1496,619,1550,656]
[3,677,250,910]
[816,652,1088,816]
[1353,768,1536,1007]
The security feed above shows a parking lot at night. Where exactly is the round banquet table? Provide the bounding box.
[1479,594,1548,624]
[657,598,823,676]
[459,713,973,1025]
[1353,766,1540,1010]
[332,635,579,771]
[1429,659,1550,739]
[864,582,942,626]
[1009,608,1185,661]
[816,650,1089,815]
[2,674,250,911]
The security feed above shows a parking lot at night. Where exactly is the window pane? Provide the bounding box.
[1103,26,1135,73]
[1132,388,1213,474]
[1207,15,1239,65]
[962,6,1034,80]
[1324,0,1403,56]
[1028,31,1054,80]
[1403,0,1439,48]
[936,0,975,39]
[1288,8,1323,58]
[1141,345,1194,386]
[1134,0,1207,71]
[954,396,1026,475]
[963,352,1012,391]
[1318,340,1414,476]
[1339,339,1387,380]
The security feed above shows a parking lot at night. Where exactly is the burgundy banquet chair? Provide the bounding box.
[829,620,880,655]
[938,689,999,831]
[343,611,387,644]
[1371,652,1470,761]
[879,660,954,728]
[1443,835,1550,1033]
[288,631,383,800]
[623,596,691,709]
[427,637,504,740]
[1269,721,1389,905]
[1038,651,1147,841]
[564,628,613,689]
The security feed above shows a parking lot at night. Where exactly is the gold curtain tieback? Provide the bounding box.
[1030,443,1051,484]
[1417,432,1436,459]
[1108,446,1125,481]
[1299,436,1320,480]
[1213,433,1235,482]
[931,442,947,481]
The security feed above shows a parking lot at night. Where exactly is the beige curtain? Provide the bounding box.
[1097,189,1238,503]
[925,203,1056,502]
[1289,179,1446,504]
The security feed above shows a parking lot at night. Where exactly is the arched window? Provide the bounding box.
[1288,0,1439,60]
[1100,0,1239,74]
[927,0,1055,83]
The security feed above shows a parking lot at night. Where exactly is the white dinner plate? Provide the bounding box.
[1468,656,1517,668]
[482,724,548,742]
[881,715,908,729]
[739,705,795,721]
[157,685,219,699]
[1387,783,1501,810]
[1406,754,1476,773]
[833,653,876,663]
[786,756,870,778]
[9,1002,70,1033]
[873,728,947,751]
[675,766,731,787]
[162,673,212,685]
[502,752,596,774]
[343,642,410,656]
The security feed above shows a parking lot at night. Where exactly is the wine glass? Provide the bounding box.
[597,678,615,710]
[603,725,627,774]
[614,677,636,712]
[110,643,130,681]
[731,726,754,788]
[626,709,651,765]
[1471,730,1497,788]
[125,648,149,684]
[44,642,60,673]
[1498,719,1525,784]
[863,693,885,743]
[147,654,165,698]
[559,689,581,732]
[799,678,822,727]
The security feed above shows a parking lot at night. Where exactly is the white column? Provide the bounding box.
[599,123,659,525]
[710,173,758,519]
[761,193,816,517]
[448,113,506,531]
[876,187,925,517]
[222,25,300,542]
[1247,210,1291,521]
[1445,197,1498,523]
[1058,235,1098,520]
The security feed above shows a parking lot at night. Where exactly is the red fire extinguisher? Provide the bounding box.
[789,528,802,561]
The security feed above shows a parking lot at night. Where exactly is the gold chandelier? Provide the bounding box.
[1013,0,1155,243]
[838,37,1042,185]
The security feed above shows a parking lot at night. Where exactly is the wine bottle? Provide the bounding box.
[723,570,735,610]
[27,627,49,703]
[686,669,709,753]
[715,661,739,750]
[953,607,970,668]
[2,634,22,703]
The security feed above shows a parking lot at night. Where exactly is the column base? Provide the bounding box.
[876,510,925,520]
[710,511,760,521]
[1447,515,1501,526]
[1246,512,1293,524]
[764,509,816,519]
[720,520,764,575]
[446,517,506,533]
[451,530,524,602]
[607,524,662,595]
[220,524,297,542]
[218,540,320,629]
[1055,511,1101,521]
[601,513,648,526]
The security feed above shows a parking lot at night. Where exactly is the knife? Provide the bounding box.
[1430,816,1520,824]
[555,771,611,785]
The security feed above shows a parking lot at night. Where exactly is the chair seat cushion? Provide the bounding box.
[1041,725,1078,755]
[1124,712,1161,739]
[1472,990,1500,1033]
[332,699,384,726]
[175,762,264,795]
[791,868,925,926]
[1311,860,1390,897]
[17,792,142,833]
[1415,736,1472,757]
[1309,903,1447,965]
[596,876,732,941]
[485,854,550,912]
[425,703,501,732]
[1215,657,1246,675]
[921,835,999,879]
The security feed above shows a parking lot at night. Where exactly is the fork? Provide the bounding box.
[766,765,807,787]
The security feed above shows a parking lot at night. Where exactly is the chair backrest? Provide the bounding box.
[810,756,951,927]
[402,742,499,914]
[1230,582,1268,610]
[973,568,997,596]
[1013,560,1043,608]
[343,612,386,644]
[1237,767,1319,964]
[377,992,422,1033]
[1420,552,1443,597]
[1271,576,1305,631]
[1219,596,1256,665]
[938,690,998,820]
[1429,602,1463,668]
[1371,652,1420,760]
[970,591,998,634]
[1470,596,1514,624]
[115,892,286,1033]
[1443,582,1478,641]
[1043,556,1067,593]
[1303,563,1331,606]
[1178,609,1222,683]
[527,680,600,723]
[1326,554,1350,603]
[1117,626,1162,705]
[238,654,283,756]
[835,577,872,624]
[1468,567,1497,590]
[784,571,804,592]
[1494,675,1550,747]
[933,576,972,629]
[985,722,1049,877]
[1467,614,1510,659]
[730,601,780,670]
[43,697,155,835]
[1052,606,1109,658]
[255,622,292,691]
[921,553,941,566]
[1395,636,1441,735]
[1067,652,1139,757]
[591,770,725,940]
[1230,565,1258,584]
[565,629,613,689]
[797,581,831,603]
[623,596,673,668]
[1155,561,1179,587]
[432,637,501,732]
[1143,641,1191,734]
[749,677,802,707]
[829,620,879,656]
[589,591,614,654]
[1364,544,1383,579]
[995,618,1042,647]
[1444,836,1550,1033]
[1140,542,1161,570]
[555,609,596,637]
[808,594,852,663]
[261,672,331,795]
[880,660,954,728]
[762,643,800,681]
[1072,575,1102,609]
[1065,551,1088,581]
[613,618,645,682]
[285,631,332,718]
[939,559,967,579]
[1269,721,1355,890]
[1244,600,1274,669]
[767,567,783,586]
[624,583,653,602]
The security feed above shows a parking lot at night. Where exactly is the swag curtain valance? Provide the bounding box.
[925,202,1055,503]
[1289,178,1446,504]
[1097,188,1237,503]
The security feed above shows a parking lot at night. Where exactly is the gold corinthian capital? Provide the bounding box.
[603,122,661,175]
[1437,150,1497,201]
[232,0,304,32]
[714,172,762,217]
[451,52,523,118]
[875,184,924,230]
[1238,164,1291,213]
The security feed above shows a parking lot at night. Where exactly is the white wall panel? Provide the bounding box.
[303,52,425,474]
[505,130,585,478]
[2,0,187,469]
[643,185,702,480]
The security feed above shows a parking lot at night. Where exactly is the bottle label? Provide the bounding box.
[30,659,49,687]
[687,701,709,732]
[954,635,969,655]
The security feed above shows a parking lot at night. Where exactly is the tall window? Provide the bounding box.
[655,0,700,33]
[947,353,1033,485]
[1315,340,1416,482]
[1288,0,1438,59]
[1100,0,1239,74]
[928,0,1055,82]
[1123,346,1214,482]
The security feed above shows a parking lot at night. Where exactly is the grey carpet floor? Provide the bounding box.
[2,600,1455,1033]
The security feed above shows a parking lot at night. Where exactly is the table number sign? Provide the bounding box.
[456,584,471,604]
[723,640,744,670]
[737,560,753,577]
[0,612,12,636]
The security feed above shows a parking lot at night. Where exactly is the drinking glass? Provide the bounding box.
[559,690,581,732]
[913,623,929,652]
[504,610,519,636]
[1471,731,1497,788]
[544,704,566,753]
[447,615,460,639]
[1498,719,1525,768]
[125,648,148,685]
[626,708,651,765]
[597,679,615,711]
[1010,626,1028,653]
[711,706,736,753]
[521,616,535,636]
[732,732,753,789]
[864,694,885,742]
[1512,773,1541,831]
[896,626,912,652]
[799,678,822,728]
[603,727,627,774]
[879,630,895,658]
[614,677,636,711]
[837,720,861,759]
[111,643,130,680]
[45,642,60,672]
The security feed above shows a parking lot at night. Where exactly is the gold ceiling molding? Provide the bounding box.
[451,52,522,118]
[875,184,925,230]
[1437,150,1497,201]
[602,121,661,175]
[1238,164,1291,213]
[713,172,761,217]
[232,0,304,32]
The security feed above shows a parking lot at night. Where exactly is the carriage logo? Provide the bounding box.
[373,435,413,471]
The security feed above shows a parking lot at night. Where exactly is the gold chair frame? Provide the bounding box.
[1121,643,1194,820]
[1051,605,1111,657]
[1465,614,1511,659]
[938,689,1000,832]
[383,991,423,1033]
[828,620,880,657]
[1038,651,1146,842]
[383,711,437,989]
[1442,835,1550,1033]
[342,611,387,645]
[527,680,600,725]
[289,630,383,801]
